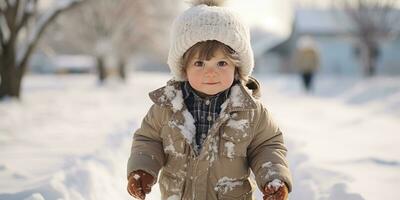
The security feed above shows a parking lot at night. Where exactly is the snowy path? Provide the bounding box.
[0,72,399,200]
[258,75,400,200]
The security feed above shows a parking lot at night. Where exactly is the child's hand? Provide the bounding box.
[127,170,155,200]
[263,179,288,200]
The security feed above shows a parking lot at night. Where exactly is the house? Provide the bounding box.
[52,55,96,74]
[29,53,96,74]
[258,8,400,75]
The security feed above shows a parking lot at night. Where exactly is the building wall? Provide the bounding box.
[313,36,361,75]
[378,39,400,74]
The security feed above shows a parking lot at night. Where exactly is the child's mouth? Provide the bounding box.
[204,82,219,85]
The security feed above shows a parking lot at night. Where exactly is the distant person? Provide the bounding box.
[126,0,292,200]
[295,36,320,92]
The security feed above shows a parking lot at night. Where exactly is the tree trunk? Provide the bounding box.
[366,45,378,76]
[96,56,107,83]
[117,59,127,81]
[0,42,21,99]
[360,42,378,77]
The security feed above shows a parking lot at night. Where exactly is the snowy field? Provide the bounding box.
[0,72,399,200]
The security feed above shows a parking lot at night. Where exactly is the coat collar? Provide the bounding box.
[148,77,260,113]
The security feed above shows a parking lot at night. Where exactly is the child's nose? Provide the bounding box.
[204,66,217,77]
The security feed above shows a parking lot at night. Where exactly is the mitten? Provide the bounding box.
[263,179,289,200]
[127,170,155,200]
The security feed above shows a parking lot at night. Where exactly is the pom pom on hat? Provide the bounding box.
[189,0,226,6]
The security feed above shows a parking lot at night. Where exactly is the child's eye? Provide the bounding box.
[217,61,228,67]
[194,61,204,67]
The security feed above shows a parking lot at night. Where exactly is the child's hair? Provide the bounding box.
[181,40,247,81]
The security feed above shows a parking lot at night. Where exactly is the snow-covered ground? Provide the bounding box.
[0,72,399,200]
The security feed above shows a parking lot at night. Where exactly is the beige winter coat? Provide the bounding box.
[127,77,292,200]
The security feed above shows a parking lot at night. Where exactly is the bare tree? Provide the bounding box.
[0,0,83,99]
[43,0,180,83]
[334,0,400,76]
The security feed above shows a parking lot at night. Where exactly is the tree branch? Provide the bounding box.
[0,31,3,54]
[0,0,6,14]
[17,0,83,79]
[4,1,14,30]
[5,0,11,7]
[16,0,36,32]
[0,25,3,47]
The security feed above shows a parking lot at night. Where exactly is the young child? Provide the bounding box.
[127,0,292,199]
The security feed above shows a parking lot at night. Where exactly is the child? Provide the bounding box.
[127,0,292,199]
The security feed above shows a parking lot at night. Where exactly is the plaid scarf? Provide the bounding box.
[181,81,231,151]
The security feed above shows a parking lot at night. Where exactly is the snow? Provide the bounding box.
[169,90,184,112]
[166,195,180,200]
[162,85,183,112]
[220,100,229,113]
[267,179,283,190]
[214,177,244,194]
[180,110,196,143]
[0,72,399,200]
[164,135,185,158]
[23,193,45,200]
[224,142,235,159]
[162,85,196,149]
[257,74,400,200]
[226,119,249,131]
[261,162,272,168]
[133,174,140,180]
[168,109,196,146]
[265,168,277,180]
[261,161,278,180]
[230,85,244,107]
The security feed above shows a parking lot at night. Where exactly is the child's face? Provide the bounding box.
[185,49,236,95]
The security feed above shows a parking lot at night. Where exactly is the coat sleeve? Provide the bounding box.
[127,104,166,182]
[247,104,293,192]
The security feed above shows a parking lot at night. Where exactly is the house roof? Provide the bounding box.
[295,9,356,35]
[53,55,96,70]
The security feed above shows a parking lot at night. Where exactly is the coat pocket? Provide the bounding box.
[216,178,254,200]
[220,120,252,158]
[159,169,185,200]
[161,127,187,158]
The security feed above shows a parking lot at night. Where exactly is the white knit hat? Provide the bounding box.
[167,0,254,81]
